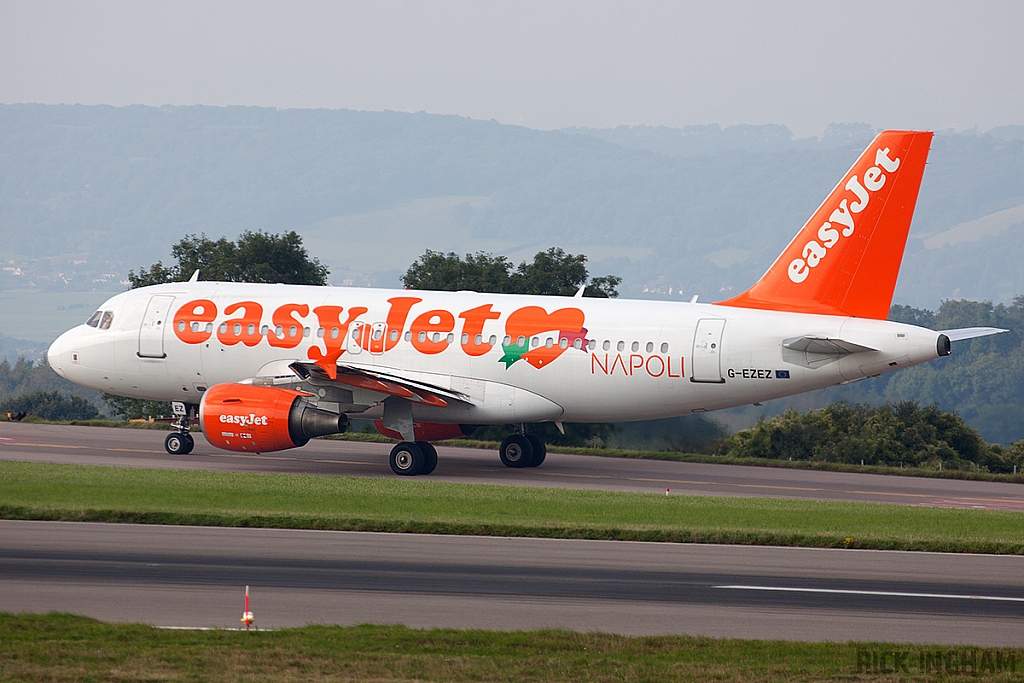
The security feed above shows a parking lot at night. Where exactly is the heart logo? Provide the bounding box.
[499,306,588,369]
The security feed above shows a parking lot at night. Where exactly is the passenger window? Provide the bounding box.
[573,339,582,350]
[545,337,553,348]
[646,342,654,353]
[631,341,639,352]
[661,342,669,353]
[86,310,102,328]
[99,311,113,330]
[617,341,625,352]
[404,331,412,342]
[488,335,497,345]
[602,340,610,351]
[588,340,596,350]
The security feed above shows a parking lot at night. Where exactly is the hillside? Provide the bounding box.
[1,105,1022,308]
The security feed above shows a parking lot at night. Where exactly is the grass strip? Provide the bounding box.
[2,460,1022,554]
[3,613,1022,682]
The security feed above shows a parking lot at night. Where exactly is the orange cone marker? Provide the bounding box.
[241,585,254,630]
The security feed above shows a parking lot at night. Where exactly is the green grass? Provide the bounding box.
[2,613,1021,682]
[2,460,1023,553]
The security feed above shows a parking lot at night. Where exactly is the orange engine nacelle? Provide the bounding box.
[374,420,475,442]
[200,383,348,453]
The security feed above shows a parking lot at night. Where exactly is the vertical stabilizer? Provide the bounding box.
[717,130,933,319]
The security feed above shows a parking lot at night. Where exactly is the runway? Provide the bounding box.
[2,422,1023,508]
[2,520,1023,645]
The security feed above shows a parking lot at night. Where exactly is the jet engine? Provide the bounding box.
[200,383,348,452]
[374,420,475,442]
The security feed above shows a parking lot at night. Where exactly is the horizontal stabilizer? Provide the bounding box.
[938,327,1008,342]
[782,336,878,355]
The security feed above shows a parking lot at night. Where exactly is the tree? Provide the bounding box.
[0,390,100,421]
[103,394,171,420]
[716,401,1019,472]
[128,231,329,287]
[401,247,621,297]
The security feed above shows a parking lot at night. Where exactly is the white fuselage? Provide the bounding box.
[48,282,946,424]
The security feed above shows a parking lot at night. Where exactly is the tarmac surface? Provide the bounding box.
[1,422,1023,508]
[4,422,1023,644]
[3,520,1023,645]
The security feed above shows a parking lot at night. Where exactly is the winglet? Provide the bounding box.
[717,130,933,319]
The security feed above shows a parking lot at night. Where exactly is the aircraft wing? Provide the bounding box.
[288,361,472,408]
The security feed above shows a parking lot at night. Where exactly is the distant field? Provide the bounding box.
[6,613,1022,682]
[2,460,1023,553]
[0,290,113,343]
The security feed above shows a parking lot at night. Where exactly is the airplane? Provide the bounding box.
[47,130,1005,475]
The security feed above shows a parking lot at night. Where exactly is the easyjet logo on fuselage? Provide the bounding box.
[787,146,902,284]
[171,296,591,375]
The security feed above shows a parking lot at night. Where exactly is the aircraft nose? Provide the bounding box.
[47,333,66,378]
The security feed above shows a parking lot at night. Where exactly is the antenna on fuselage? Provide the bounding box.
[188,269,200,282]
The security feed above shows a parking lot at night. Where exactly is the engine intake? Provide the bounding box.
[200,383,348,452]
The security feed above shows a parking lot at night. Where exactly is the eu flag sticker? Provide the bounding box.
[775,370,791,379]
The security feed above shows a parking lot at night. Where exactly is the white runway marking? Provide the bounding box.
[714,585,1024,602]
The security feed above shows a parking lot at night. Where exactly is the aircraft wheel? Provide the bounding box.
[499,434,533,468]
[390,441,424,476]
[165,432,194,455]
[416,441,438,475]
[525,434,546,467]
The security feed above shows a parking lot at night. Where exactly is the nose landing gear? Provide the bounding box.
[164,402,197,455]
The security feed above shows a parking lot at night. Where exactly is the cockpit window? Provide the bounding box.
[86,311,102,327]
[99,311,114,330]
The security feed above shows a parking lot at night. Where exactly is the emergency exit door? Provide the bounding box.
[691,318,726,383]
[138,295,175,358]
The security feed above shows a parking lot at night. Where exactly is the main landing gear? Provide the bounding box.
[389,440,438,476]
[499,431,546,468]
[164,402,197,455]
[388,428,547,476]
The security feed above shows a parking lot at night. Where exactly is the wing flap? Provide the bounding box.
[288,361,471,408]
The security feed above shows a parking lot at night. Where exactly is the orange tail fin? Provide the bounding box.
[717,130,933,319]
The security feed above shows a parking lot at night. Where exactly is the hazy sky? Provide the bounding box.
[1,1,1021,137]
